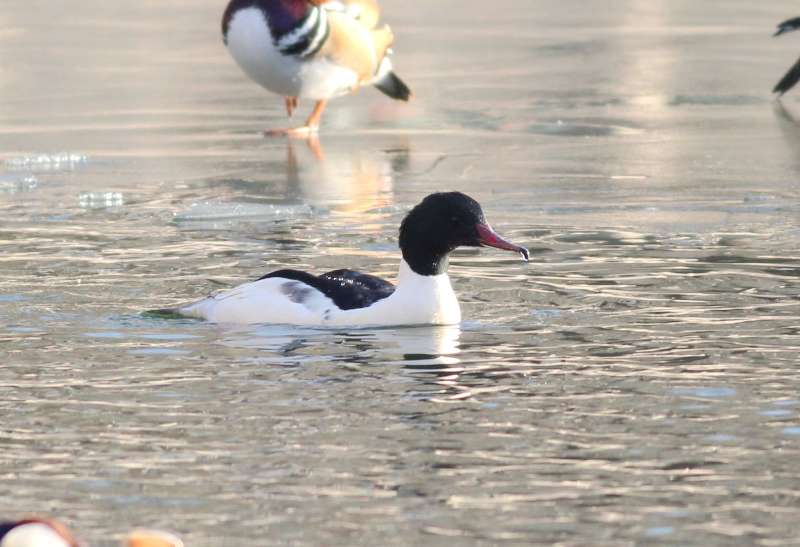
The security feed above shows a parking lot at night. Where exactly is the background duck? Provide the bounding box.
[222,0,411,136]
[166,192,529,326]
[773,16,800,95]
[0,520,78,547]
[0,519,183,547]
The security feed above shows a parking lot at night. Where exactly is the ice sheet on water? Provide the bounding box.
[671,386,738,399]
[79,191,124,209]
[527,119,642,137]
[669,94,762,107]
[4,153,89,171]
[173,201,320,224]
[0,174,38,193]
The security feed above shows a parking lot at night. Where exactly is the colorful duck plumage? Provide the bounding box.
[222,0,411,135]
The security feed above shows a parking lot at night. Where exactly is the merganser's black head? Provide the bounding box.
[775,17,800,37]
[399,192,529,276]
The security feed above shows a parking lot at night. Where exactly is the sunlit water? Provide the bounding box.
[2,0,800,545]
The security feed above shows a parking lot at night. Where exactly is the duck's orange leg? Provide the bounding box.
[265,100,328,138]
[304,100,327,130]
[284,96,298,117]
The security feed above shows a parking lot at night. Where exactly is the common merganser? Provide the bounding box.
[773,17,800,95]
[168,192,529,326]
[221,0,411,136]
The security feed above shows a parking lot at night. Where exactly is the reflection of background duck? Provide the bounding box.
[173,136,415,231]
[773,100,800,173]
[284,136,409,215]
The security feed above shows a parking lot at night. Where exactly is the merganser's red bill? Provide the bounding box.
[476,223,529,261]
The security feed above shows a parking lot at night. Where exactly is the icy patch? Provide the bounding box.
[5,153,89,171]
[174,201,318,224]
[0,174,38,193]
[84,332,125,339]
[128,348,191,356]
[530,308,563,322]
[645,527,674,538]
[669,94,761,107]
[672,386,737,399]
[80,191,124,209]
[760,409,794,418]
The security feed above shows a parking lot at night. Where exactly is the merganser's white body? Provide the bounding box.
[178,260,461,327]
[163,192,529,328]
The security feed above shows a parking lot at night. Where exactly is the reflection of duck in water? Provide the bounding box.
[284,136,396,215]
[220,322,468,399]
[164,193,529,326]
[772,99,800,173]
[222,0,411,136]
[773,17,800,95]
[220,323,460,363]
[386,325,472,401]
[0,518,182,547]
[378,325,461,364]
[170,136,417,236]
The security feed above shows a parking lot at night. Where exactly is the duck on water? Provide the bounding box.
[160,193,529,327]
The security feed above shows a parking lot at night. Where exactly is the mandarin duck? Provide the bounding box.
[222,0,412,136]
[0,518,182,547]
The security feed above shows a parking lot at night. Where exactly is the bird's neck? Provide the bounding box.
[401,245,451,277]
[391,260,461,325]
[396,258,450,285]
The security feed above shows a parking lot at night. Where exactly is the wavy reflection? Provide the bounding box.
[218,324,468,400]
[219,324,459,361]
[173,135,410,232]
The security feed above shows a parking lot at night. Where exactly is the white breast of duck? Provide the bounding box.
[223,1,359,100]
[169,192,529,327]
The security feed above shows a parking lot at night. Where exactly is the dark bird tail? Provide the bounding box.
[775,17,800,37]
[374,71,413,101]
[774,57,800,95]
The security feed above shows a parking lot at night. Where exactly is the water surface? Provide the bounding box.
[2,0,800,545]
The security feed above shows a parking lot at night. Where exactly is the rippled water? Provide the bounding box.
[3,0,800,545]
